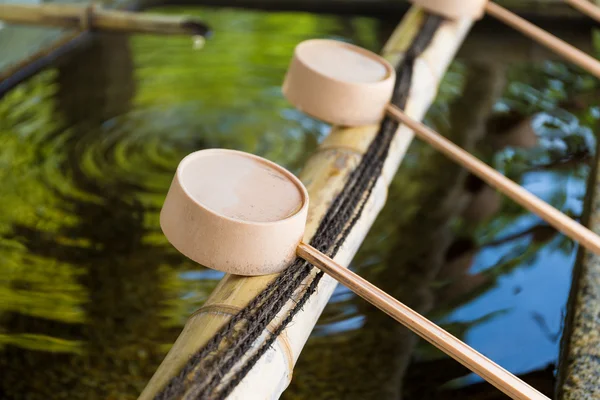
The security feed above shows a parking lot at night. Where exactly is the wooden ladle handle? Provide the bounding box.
[297,242,549,400]
[385,103,600,256]
[485,2,600,78]
[565,0,600,23]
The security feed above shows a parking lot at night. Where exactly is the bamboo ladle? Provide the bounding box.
[160,148,548,400]
[283,39,600,256]
[410,0,600,79]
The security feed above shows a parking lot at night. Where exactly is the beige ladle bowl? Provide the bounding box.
[160,149,309,276]
[282,39,396,126]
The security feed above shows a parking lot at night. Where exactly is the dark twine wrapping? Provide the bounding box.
[155,13,444,400]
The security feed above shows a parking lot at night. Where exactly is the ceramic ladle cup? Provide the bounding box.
[160,148,547,400]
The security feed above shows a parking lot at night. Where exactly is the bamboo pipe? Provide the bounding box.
[297,243,549,400]
[0,3,210,37]
[385,104,600,255]
[485,2,600,79]
[565,0,600,23]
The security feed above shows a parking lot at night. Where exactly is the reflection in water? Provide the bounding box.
[0,6,598,400]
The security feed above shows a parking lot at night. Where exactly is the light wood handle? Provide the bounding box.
[565,0,600,23]
[385,104,600,255]
[485,2,600,79]
[297,242,549,400]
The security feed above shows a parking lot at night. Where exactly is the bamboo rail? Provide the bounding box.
[0,3,210,36]
[140,7,475,400]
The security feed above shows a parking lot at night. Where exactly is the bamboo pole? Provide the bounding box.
[0,3,210,37]
[565,0,600,22]
[485,2,600,78]
[140,8,474,400]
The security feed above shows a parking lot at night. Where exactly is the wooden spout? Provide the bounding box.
[0,3,211,37]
